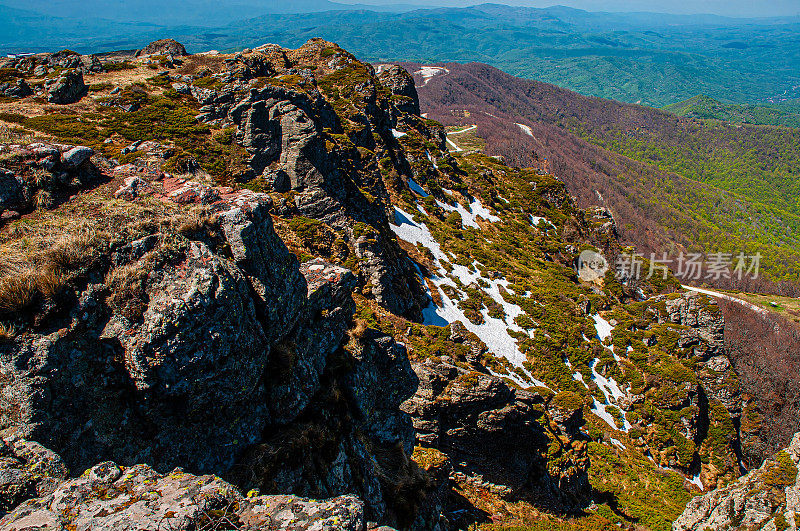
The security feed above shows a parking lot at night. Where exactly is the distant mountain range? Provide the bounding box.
[2,3,798,107]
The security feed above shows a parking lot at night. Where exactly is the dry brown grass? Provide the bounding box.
[0,222,107,319]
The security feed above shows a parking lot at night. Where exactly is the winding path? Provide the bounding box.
[445,124,477,152]
[682,285,768,315]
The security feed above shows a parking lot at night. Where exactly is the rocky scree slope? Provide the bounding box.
[0,39,754,530]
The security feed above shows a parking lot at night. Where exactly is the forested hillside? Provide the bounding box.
[665,95,800,128]
[410,61,800,289]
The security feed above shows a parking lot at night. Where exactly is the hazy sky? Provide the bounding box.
[346,0,800,18]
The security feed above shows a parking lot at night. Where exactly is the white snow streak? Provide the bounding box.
[515,122,534,137]
[529,215,556,230]
[388,207,537,382]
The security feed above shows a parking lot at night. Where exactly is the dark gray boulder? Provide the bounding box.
[46,70,85,104]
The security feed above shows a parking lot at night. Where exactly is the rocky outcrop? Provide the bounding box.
[166,39,430,319]
[674,432,800,531]
[401,358,591,510]
[0,458,367,531]
[136,38,188,57]
[45,69,85,104]
[0,80,31,99]
[377,65,421,116]
[629,292,743,486]
[0,143,99,222]
[0,185,418,525]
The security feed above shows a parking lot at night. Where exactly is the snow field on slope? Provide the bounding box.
[437,191,500,229]
[388,206,543,386]
[588,315,631,432]
[414,66,449,85]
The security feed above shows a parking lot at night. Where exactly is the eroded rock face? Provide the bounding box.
[0,189,416,524]
[0,143,99,222]
[674,432,800,531]
[401,359,591,510]
[0,459,367,531]
[377,65,421,116]
[0,80,32,99]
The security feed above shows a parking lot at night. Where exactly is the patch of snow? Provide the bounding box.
[389,207,446,262]
[414,66,449,85]
[391,128,407,138]
[407,178,429,197]
[468,197,500,223]
[426,151,439,169]
[498,195,510,204]
[689,473,704,490]
[437,196,499,229]
[529,215,556,230]
[591,398,620,431]
[610,437,626,450]
[592,314,614,342]
[390,207,537,387]
[590,358,631,432]
[591,359,625,401]
[515,122,534,137]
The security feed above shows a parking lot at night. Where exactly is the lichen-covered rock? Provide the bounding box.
[173,40,429,320]
[0,186,418,525]
[401,358,591,510]
[674,432,800,531]
[0,80,32,99]
[45,69,85,104]
[0,438,68,517]
[0,460,367,531]
[0,143,100,221]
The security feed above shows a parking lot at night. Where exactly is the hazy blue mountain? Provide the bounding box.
[1,2,798,107]
[0,0,416,27]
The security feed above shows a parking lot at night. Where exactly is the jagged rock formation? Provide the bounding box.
[674,432,800,531]
[402,358,590,510]
[0,451,368,530]
[163,39,435,318]
[0,174,419,525]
